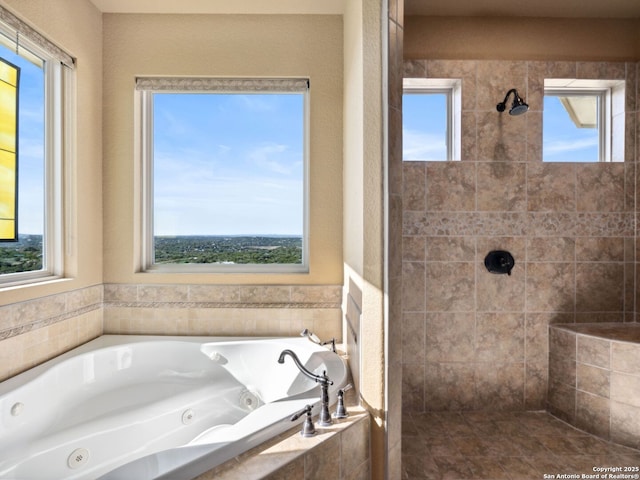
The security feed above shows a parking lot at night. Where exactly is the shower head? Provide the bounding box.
[496,89,529,116]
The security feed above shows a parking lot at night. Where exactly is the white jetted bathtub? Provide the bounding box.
[0,335,348,480]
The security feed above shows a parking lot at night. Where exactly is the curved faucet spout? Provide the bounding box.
[278,349,335,427]
[277,349,333,385]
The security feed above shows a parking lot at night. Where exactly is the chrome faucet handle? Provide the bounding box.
[290,404,316,437]
[321,338,337,353]
[290,404,311,421]
[334,384,353,419]
[319,370,333,386]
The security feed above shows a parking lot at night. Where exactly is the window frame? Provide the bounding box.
[543,79,625,163]
[136,77,310,274]
[402,78,461,162]
[0,11,72,287]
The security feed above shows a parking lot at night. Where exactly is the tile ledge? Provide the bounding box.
[195,408,369,480]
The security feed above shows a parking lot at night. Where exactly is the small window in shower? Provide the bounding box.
[543,79,625,162]
[402,78,461,161]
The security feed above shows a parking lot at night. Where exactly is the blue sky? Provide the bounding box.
[542,95,599,162]
[0,44,44,236]
[402,93,447,160]
[153,92,304,236]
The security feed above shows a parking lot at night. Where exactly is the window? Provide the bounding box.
[402,78,461,161]
[543,79,625,162]
[137,77,309,273]
[0,7,73,286]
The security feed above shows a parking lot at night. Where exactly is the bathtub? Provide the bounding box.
[0,335,348,480]
[548,323,640,449]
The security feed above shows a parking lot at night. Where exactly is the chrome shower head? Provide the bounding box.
[496,89,529,116]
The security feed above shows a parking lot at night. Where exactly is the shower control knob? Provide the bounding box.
[484,250,515,276]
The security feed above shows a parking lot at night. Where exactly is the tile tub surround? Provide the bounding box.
[0,285,103,340]
[103,284,343,341]
[0,285,103,381]
[548,323,640,449]
[195,406,370,480]
[401,59,639,413]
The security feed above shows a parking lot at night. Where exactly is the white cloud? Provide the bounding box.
[18,141,44,159]
[158,110,190,137]
[248,143,300,175]
[236,95,276,112]
[544,137,598,154]
[154,172,302,236]
[402,128,447,160]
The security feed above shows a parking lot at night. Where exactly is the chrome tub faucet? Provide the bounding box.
[277,349,334,426]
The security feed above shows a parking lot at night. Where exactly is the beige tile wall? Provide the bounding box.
[401,59,638,413]
[103,284,343,341]
[0,285,103,381]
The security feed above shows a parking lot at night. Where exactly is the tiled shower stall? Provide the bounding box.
[400,59,639,414]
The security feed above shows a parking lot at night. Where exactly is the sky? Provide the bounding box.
[402,92,448,161]
[542,95,599,162]
[402,91,599,162]
[0,44,45,237]
[153,92,304,236]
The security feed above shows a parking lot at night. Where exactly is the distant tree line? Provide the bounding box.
[0,235,43,274]
[0,235,303,273]
[154,236,303,265]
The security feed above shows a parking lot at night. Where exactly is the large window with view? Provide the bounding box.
[138,78,309,273]
[0,8,71,285]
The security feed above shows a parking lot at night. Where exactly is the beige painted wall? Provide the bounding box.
[405,16,640,61]
[0,0,103,306]
[343,0,364,277]
[102,13,343,285]
[343,0,387,478]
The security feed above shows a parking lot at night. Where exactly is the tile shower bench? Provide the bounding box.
[548,323,640,449]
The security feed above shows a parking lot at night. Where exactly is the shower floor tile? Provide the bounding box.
[402,411,640,479]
